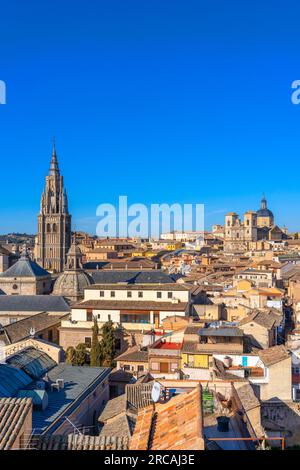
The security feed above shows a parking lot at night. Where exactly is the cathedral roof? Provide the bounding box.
[90,270,179,285]
[0,251,50,278]
[0,295,70,312]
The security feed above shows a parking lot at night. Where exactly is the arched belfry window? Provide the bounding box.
[47,223,51,233]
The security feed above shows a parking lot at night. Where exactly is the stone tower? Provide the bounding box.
[36,142,71,273]
[243,211,257,241]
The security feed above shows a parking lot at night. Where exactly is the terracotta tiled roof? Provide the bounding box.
[116,346,148,363]
[258,345,290,367]
[233,383,260,412]
[35,434,130,450]
[129,385,204,450]
[126,382,154,409]
[239,311,278,330]
[1,312,68,345]
[98,395,126,422]
[0,398,32,450]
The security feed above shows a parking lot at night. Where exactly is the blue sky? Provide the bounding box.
[1,0,300,234]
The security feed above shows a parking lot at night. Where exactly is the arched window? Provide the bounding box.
[47,223,51,233]
[53,223,57,233]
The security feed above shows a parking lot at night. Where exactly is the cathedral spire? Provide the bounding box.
[37,141,71,273]
[49,138,60,176]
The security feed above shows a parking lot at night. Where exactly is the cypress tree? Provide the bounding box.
[74,343,87,366]
[65,346,76,365]
[100,320,116,367]
[90,316,102,367]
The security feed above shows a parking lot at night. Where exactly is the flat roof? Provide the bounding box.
[33,365,110,434]
[199,327,243,337]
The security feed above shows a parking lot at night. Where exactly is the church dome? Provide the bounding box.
[52,239,94,302]
[257,195,274,219]
[257,208,274,218]
[53,270,94,302]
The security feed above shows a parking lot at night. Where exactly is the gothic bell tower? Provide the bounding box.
[36,141,72,273]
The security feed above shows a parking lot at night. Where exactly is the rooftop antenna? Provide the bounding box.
[64,416,83,436]
[29,327,35,337]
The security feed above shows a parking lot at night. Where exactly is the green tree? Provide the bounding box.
[100,320,116,367]
[295,232,299,240]
[65,346,76,365]
[90,316,102,367]
[74,343,87,366]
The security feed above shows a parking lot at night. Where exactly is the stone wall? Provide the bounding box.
[262,401,300,447]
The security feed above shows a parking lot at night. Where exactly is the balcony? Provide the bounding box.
[60,320,95,329]
[227,366,265,379]
[119,322,153,331]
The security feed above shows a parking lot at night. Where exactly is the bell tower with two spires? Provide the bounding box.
[36,141,72,273]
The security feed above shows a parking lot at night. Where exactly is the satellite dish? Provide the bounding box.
[151,381,161,403]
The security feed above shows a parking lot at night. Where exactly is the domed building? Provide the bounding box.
[0,244,52,295]
[256,195,274,228]
[53,239,94,303]
[224,195,286,253]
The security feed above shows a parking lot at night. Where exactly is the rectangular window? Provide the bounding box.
[108,314,111,321]
[170,362,178,372]
[160,362,169,373]
[123,365,130,371]
[100,291,104,297]
[168,292,172,299]
[137,365,144,372]
[138,291,143,298]
[97,314,101,320]
[151,362,160,371]
[111,291,115,297]
[157,292,162,299]
[85,337,92,348]
[127,291,132,298]
[87,310,93,321]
